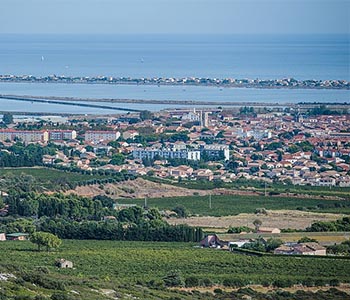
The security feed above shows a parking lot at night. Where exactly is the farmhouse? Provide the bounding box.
[200,234,226,248]
[6,233,29,241]
[274,242,326,256]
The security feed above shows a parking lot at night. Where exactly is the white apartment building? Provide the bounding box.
[133,148,201,161]
[48,130,77,140]
[200,144,230,161]
[84,131,120,143]
[0,129,49,143]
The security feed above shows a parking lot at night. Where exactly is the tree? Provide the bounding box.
[30,232,62,251]
[173,205,188,218]
[253,219,262,231]
[298,236,319,243]
[139,110,153,121]
[2,113,13,125]
[265,238,283,252]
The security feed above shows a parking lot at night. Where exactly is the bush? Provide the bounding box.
[163,270,184,287]
[213,288,223,294]
[185,276,199,287]
[51,294,71,300]
[330,279,340,286]
[200,278,213,287]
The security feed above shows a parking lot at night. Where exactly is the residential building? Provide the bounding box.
[84,131,120,143]
[200,144,230,161]
[0,129,49,143]
[48,130,77,140]
[132,148,201,161]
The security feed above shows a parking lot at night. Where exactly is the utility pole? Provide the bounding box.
[264,182,267,197]
[209,194,212,209]
[144,197,147,209]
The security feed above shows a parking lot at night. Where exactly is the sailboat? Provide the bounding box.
[41,56,45,61]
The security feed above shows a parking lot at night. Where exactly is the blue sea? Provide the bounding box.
[0,34,349,113]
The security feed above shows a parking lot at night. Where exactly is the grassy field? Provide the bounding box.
[117,194,350,217]
[0,240,350,299]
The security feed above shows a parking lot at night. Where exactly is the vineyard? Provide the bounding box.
[0,240,349,299]
[117,194,350,216]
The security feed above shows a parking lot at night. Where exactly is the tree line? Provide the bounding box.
[1,192,203,243]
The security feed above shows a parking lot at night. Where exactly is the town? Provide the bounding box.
[1,106,349,188]
[0,74,349,89]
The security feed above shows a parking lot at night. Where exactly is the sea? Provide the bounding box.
[0,34,349,114]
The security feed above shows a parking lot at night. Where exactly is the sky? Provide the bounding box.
[1,0,349,35]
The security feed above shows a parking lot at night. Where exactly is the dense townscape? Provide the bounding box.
[1,107,349,188]
[1,74,349,89]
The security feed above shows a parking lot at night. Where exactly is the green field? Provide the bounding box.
[117,194,350,216]
[145,176,350,199]
[0,240,349,299]
[0,167,109,189]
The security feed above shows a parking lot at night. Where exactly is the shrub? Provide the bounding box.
[185,276,199,287]
[200,278,213,287]
[213,288,223,294]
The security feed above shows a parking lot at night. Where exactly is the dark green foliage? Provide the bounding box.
[2,112,14,124]
[163,270,184,287]
[307,217,350,232]
[298,236,319,243]
[50,294,72,300]
[185,276,199,287]
[172,205,188,218]
[0,143,55,167]
[227,226,252,233]
[139,110,153,121]
[327,240,350,255]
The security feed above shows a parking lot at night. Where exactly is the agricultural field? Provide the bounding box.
[0,240,350,300]
[145,176,350,199]
[117,194,350,217]
[167,210,345,231]
[0,167,106,187]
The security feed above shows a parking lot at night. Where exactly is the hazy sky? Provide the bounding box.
[1,0,349,35]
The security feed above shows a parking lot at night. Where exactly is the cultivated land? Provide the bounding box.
[167,210,346,231]
[111,194,350,217]
[0,240,350,300]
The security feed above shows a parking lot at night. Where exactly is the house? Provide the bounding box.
[228,239,250,248]
[274,242,326,256]
[257,227,281,234]
[200,234,224,248]
[57,259,73,269]
[0,233,6,241]
[6,233,29,241]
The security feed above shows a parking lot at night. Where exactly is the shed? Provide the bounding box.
[57,259,73,269]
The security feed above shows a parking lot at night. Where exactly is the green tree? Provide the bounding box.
[2,112,13,125]
[253,219,262,231]
[30,232,62,251]
[110,153,125,165]
[298,236,319,243]
[139,110,153,121]
[173,205,188,218]
[265,238,283,252]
